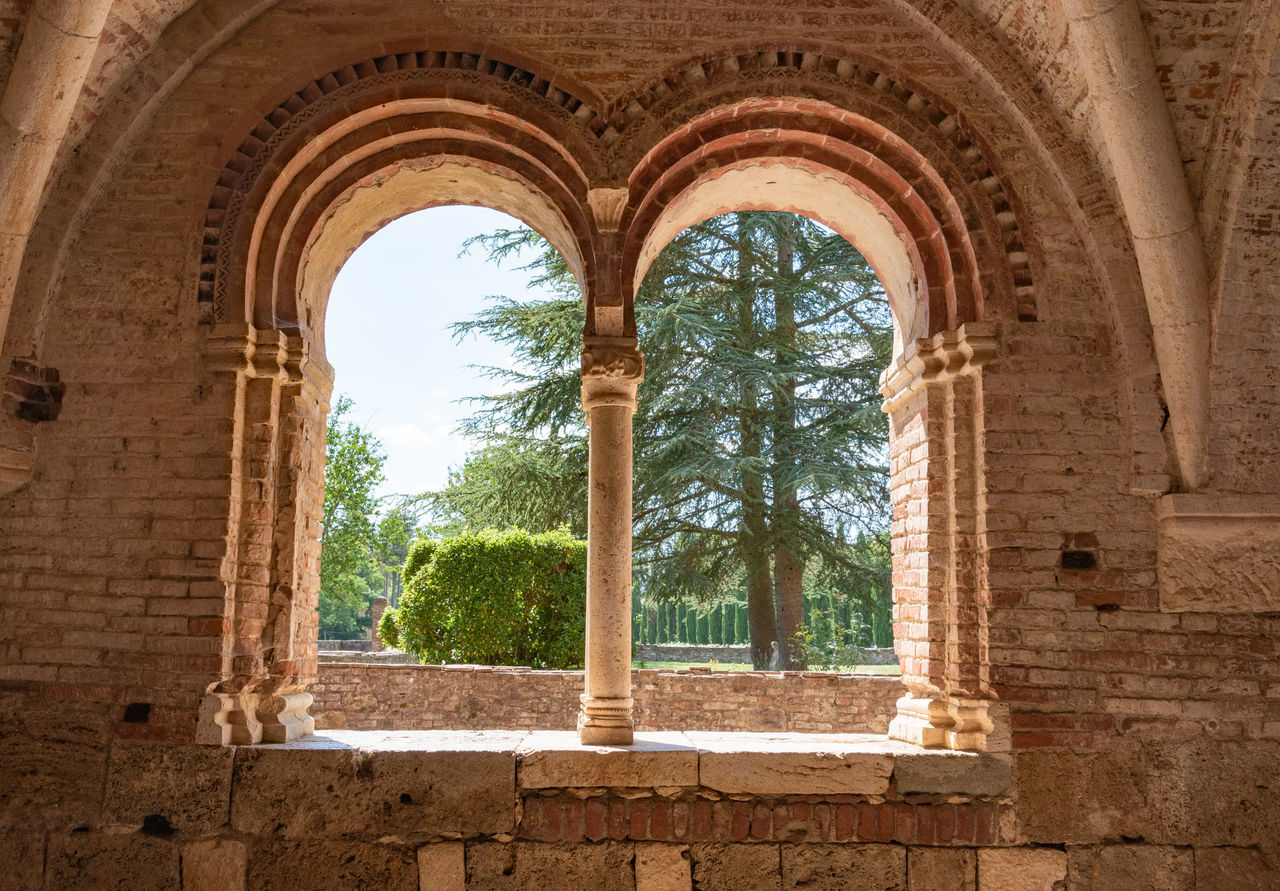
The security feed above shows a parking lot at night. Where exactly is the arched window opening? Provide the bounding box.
[630,212,895,673]
[314,206,587,668]
[438,211,897,674]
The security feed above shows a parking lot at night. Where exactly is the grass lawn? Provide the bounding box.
[632,659,901,675]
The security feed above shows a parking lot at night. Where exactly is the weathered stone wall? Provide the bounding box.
[311,664,904,734]
[3,731,1275,889]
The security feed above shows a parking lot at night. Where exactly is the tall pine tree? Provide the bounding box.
[432,212,893,668]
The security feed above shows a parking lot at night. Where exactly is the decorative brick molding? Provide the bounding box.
[311,664,904,735]
[881,323,1007,752]
[1156,494,1280,613]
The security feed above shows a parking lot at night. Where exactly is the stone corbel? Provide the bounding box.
[587,182,630,232]
[0,358,64,496]
[1156,494,1280,613]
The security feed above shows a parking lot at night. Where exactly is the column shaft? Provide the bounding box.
[577,336,643,745]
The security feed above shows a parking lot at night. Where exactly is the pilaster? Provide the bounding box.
[880,323,1004,751]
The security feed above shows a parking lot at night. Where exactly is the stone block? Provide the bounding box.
[976,847,1065,891]
[418,842,464,891]
[232,731,522,839]
[782,843,905,889]
[104,742,234,832]
[0,697,111,829]
[246,840,417,890]
[690,844,781,891]
[181,838,247,891]
[0,829,46,891]
[466,841,635,890]
[518,731,697,788]
[1156,495,1280,612]
[1067,845,1192,890]
[636,843,690,891]
[45,832,180,891]
[1194,847,1280,890]
[894,752,1011,796]
[1142,741,1280,846]
[909,847,976,891]
[689,732,894,795]
[1014,750,1146,844]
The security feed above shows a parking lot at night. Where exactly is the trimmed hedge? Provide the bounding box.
[381,528,586,669]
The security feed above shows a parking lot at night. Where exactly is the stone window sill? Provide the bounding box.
[268,729,1011,798]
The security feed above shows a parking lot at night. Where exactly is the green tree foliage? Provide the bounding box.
[384,527,587,668]
[319,395,388,637]
[433,213,893,668]
[319,395,422,638]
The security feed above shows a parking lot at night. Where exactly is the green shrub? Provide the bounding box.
[402,538,437,584]
[388,528,586,669]
[376,606,400,649]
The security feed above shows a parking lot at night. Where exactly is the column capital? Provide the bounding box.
[879,322,998,414]
[581,335,644,411]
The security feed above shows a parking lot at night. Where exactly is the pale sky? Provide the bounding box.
[325,206,558,501]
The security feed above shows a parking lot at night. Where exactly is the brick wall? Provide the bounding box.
[311,664,904,734]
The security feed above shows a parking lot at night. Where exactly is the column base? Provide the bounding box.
[577,694,634,745]
[888,694,1009,752]
[259,692,315,743]
[196,691,262,745]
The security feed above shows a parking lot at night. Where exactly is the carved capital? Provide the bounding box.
[581,335,644,411]
[880,322,998,414]
[587,184,630,231]
[205,324,331,400]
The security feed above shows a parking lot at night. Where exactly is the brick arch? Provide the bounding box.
[619,98,984,356]
[615,93,1014,751]
[599,47,1037,327]
[189,49,617,743]
[200,47,611,333]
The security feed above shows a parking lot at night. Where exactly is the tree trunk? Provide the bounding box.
[771,219,805,668]
[735,214,778,669]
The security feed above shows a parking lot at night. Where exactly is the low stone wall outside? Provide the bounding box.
[318,639,373,652]
[312,663,904,733]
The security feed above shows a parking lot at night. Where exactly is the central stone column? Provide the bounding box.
[578,335,644,745]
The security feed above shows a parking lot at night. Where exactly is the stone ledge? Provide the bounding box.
[261,730,1007,799]
[689,732,903,795]
[519,731,699,788]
